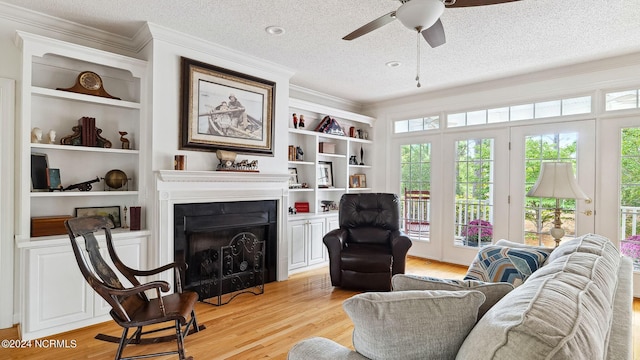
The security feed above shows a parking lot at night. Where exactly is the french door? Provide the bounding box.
[508,120,596,243]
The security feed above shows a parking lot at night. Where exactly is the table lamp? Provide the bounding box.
[526,162,590,247]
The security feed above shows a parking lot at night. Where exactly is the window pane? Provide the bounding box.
[448,113,466,128]
[510,104,534,121]
[620,127,640,271]
[466,110,487,126]
[424,116,440,129]
[455,138,494,248]
[562,96,591,115]
[606,90,638,111]
[408,118,424,132]
[535,100,561,119]
[400,143,432,241]
[487,107,509,123]
[395,120,408,133]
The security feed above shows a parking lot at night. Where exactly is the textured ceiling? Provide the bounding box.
[4,0,640,104]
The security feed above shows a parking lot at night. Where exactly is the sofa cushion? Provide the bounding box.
[391,274,514,319]
[343,290,485,360]
[463,245,551,286]
[456,234,622,360]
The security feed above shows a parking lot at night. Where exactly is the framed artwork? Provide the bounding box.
[350,174,361,188]
[357,174,367,188]
[75,206,122,228]
[288,167,299,187]
[318,161,334,188]
[180,57,275,155]
[30,153,49,191]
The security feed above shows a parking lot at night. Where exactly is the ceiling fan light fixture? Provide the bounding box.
[396,0,445,31]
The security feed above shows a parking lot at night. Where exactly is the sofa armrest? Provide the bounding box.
[323,228,348,286]
[390,230,412,274]
[287,337,369,360]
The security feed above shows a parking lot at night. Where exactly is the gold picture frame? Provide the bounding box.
[180,57,275,155]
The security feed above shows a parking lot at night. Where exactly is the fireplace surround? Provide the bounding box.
[154,170,290,295]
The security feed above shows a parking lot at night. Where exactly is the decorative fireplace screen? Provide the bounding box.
[191,231,265,306]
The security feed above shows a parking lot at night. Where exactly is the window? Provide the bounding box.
[394,116,439,133]
[606,90,639,111]
[446,96,592,128]
[620,127,640,270]
[400,143,432,241]
[454,139,494,248]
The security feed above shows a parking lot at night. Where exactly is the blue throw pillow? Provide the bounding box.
[464,245,551,287]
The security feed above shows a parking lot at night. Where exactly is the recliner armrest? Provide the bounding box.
[323,228,348,255]
[390,230,412,275]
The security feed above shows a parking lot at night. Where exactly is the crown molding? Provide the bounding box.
[144,22,295,80]
[289,84,366,114]
[0,2,145,55]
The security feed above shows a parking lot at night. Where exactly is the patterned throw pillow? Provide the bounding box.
[464,245,551,287]
[391,274,514,319]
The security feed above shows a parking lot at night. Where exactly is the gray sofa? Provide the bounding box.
[287,234,634,360]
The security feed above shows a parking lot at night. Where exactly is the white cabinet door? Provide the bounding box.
[288,220,308,270]
[25,245,93,333]
[307,218,326,266]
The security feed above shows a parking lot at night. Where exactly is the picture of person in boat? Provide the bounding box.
[198,86,264,140]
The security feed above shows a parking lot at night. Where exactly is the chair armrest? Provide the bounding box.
[127,262,187,277]
[390,230,412,275]
[323,229,348,287]
[106,280,171,297]
[323,228,348,256]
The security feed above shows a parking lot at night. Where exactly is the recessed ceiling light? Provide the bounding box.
[265,26,285,36]
[386,61,402,68]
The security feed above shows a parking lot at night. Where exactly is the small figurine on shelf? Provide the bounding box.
[349,155,358,165]
[360,145,365,165]
[47,129,56,144]
[299,114,305,128]
[119,131,130,149]
[288,206,297,215]
[122,206,129,229]
[31,127,42,143]
[292,113,298,129]
[296,146,304,161]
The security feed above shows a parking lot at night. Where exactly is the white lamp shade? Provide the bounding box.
[526,162,589,200]
[396,0,444,31]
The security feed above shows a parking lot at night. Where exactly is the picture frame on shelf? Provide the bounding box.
[349,174,360,188]
[30,153,49,192]
[180,57,275,155]
[357,174,367,188]
[288,167,299,188]
[75,206,122,228]
[318,161,334,188]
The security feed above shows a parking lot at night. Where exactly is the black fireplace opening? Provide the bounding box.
[174,200,277,304]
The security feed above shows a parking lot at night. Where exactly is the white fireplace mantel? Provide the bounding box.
[154,170,290,282]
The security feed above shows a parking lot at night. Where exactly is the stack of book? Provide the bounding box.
[80,116,97,146]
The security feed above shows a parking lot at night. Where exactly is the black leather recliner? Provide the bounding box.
[323,193,412,291]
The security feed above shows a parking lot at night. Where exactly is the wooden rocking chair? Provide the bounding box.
[65,215,202,360]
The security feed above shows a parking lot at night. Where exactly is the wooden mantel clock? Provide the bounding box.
[56,71,121,100]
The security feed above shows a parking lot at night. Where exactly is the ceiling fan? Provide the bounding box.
[343,0,520,87]
[343,0,521,48]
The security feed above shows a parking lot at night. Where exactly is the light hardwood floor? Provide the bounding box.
[1,257,638,359]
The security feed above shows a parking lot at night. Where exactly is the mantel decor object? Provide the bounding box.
[57,71,120,99]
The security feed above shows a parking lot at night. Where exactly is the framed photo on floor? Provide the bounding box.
[180,57,275,155]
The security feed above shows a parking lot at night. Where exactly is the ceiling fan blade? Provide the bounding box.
[342,11,397,40]
[445,0,520,8]
[422,18,446,48]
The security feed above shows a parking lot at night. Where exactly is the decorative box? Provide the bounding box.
[31,215,73,237]
[294,202,310,213]
[319,142,336,154]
